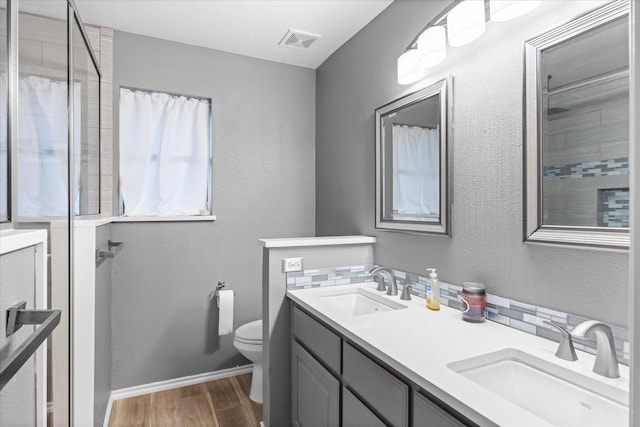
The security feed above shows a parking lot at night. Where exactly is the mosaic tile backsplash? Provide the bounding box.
[287,265,629,365]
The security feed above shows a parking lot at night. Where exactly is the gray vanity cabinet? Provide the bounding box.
[291,303,474,427]
[343,342,409,426]
[291,341,340,427]
[292,304,341,374]
[413,391,465,427]
[342,387,386,427]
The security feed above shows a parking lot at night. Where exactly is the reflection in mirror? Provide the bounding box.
[0,2,7,222]
[376,78,450,235]
[524,1,629,249]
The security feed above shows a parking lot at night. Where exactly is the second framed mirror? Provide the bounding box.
[375,77,451,235]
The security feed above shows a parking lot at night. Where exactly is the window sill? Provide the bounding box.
[112,215,217,223]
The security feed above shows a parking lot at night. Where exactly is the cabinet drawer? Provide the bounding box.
[343,343,409,427]
[413,391,466,427]
[292,306,341,374]
[342,387,386,427]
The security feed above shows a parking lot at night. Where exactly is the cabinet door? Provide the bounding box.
[413,391,466,427]
[291,341,339,427]
[342,387,386,427]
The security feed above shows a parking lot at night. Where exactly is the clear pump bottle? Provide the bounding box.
[426,268,440,311]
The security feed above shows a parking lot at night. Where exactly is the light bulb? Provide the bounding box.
[490,0,541,22]
[447,0,486,47]
[417,26,446,68]
[397,48,424,85]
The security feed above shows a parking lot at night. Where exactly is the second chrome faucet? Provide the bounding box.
[546,319,620,378]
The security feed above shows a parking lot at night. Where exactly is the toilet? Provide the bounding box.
[233,319,263,403]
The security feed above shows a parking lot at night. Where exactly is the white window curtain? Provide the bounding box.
[392,124,440,217]
[15,75,81,217]
[119,88,211,217]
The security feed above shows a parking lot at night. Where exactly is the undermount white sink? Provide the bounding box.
[448,348,628,427]
[320,288,407,316]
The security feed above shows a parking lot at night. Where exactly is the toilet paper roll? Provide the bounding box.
[218,289,234,336]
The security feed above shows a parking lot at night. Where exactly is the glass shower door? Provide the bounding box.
[1,0,100,424]
[15,1,71,425]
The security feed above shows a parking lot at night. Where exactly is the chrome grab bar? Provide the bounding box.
[95,240,124,267]
[1,301,61,391]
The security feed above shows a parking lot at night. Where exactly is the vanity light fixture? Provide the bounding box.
[418,26,447,68]
[397,0,542,85]
[397,47,425,85]
[447,0,486,47]
[489,0,542,22]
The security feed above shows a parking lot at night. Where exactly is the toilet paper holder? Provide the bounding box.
[214,281,236,308]
[216,281,226,294]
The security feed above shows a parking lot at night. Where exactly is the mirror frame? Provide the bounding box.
[523,0,630,250]
[375,77,452,235]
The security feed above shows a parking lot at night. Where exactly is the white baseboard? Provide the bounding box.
[103,364,253,427]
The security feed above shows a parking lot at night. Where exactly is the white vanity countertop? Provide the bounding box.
[287,283,630,427]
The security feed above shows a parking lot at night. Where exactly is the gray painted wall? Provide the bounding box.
[94,224,112,427]
[111,31,316,388]
[315,0,629,326]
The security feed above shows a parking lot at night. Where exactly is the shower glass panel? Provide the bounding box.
[73,16,100,216]
[18,7,69,219]
[0,1,6,224]
[16,2,71,425]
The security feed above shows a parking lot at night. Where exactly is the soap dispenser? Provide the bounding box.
[426,268,440,311]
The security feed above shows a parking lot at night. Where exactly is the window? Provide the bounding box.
[119,88,212,217]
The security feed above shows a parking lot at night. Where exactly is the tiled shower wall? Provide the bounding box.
[542,76,629,228]
[287,265,630,365]
[543,158,630,228]
[599,188,630,228]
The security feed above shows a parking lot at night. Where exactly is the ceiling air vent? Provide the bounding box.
[279,29,322,49]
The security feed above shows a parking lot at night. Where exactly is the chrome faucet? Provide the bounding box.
[369,267,398,296]
[571,320,620,378]
[543,320,577,361]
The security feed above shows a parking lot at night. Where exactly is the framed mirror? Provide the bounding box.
[375,77,451,235]
[524,1,629,249]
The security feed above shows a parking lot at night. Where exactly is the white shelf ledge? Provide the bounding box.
[259,235,376,248]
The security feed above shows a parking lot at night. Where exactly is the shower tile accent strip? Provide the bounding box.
[287,265,629,365]
[543,157,629,180]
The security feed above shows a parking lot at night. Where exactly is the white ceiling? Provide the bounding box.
[59,0,392,69]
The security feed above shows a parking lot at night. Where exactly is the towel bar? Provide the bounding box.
[96,240,124,267]
[1,301,61,391]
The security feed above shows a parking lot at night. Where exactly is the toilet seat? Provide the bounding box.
[234,319,262,344]
[233,319,264,403]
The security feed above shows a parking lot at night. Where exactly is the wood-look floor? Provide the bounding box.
[108,373,262,427]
